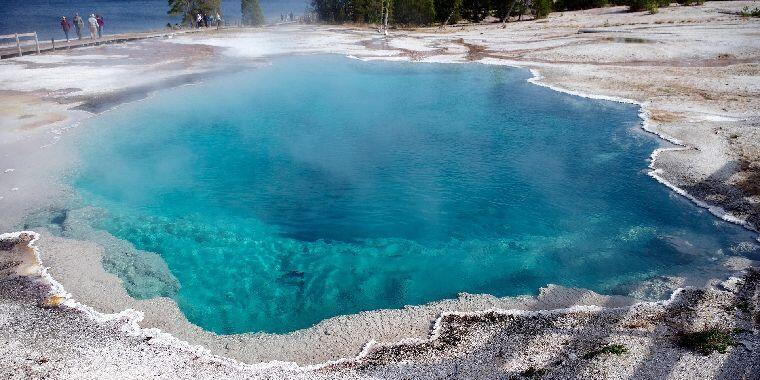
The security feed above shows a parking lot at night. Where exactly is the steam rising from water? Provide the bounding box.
[57,56,758,334]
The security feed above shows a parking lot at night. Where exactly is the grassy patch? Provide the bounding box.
[678,329,737,355]
[583,344,629,359]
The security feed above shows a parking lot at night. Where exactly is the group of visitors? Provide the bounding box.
[59,13,104,41]
[194,11,223,28]
[59,9,224,40]
[280,12,295,22]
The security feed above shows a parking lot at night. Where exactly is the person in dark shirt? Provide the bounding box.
[60,16,71,41]
[96,14,104,38]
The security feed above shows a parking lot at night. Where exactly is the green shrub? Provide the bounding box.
[583,344,629,359]
[741,5,760,17]
[627,0,658,13]
[678,329,737,355]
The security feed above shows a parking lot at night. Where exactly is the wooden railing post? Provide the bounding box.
[15,33,22,57]
[34,32,40,54]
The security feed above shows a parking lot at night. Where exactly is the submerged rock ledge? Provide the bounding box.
[1,231,759,379]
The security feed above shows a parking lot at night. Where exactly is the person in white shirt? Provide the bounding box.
[88,14,98,39]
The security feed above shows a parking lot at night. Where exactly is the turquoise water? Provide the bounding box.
[68,56,757,334]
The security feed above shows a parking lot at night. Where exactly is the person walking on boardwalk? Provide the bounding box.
[60,16,71,42]
[73,13,84,40]
[96,14,104,37]
[88,14,98,39]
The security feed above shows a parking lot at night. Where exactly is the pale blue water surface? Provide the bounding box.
[65,56,757,334]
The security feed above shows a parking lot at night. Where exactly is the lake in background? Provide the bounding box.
[52,56,759,334]
[0,0,308,41]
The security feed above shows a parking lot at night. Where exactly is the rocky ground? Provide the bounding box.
[0,2,759,379]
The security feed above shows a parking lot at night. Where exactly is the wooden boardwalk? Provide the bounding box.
[0,26,240,60]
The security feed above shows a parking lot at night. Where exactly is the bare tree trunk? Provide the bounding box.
[501,0,518,28]
[441,7,455,29]
[383,0,389,35]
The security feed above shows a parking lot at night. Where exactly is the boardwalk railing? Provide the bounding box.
[0,32,40,57]
[0,23,275,60]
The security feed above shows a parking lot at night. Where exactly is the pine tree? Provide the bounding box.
[168,0,220,25]
[460,0,489,22]
[392,0,436,25]
[533,0,551,18]
[168,0,195,24]
[352,0,385,23]
[242,0,266,25]
[435,0,462,25]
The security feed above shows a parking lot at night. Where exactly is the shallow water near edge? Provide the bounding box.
[61,55,757,334]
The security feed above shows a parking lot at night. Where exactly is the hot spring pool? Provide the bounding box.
[63,55,757,334]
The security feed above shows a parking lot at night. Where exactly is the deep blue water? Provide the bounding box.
[0,0,308,41]
[68,56,757,334]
